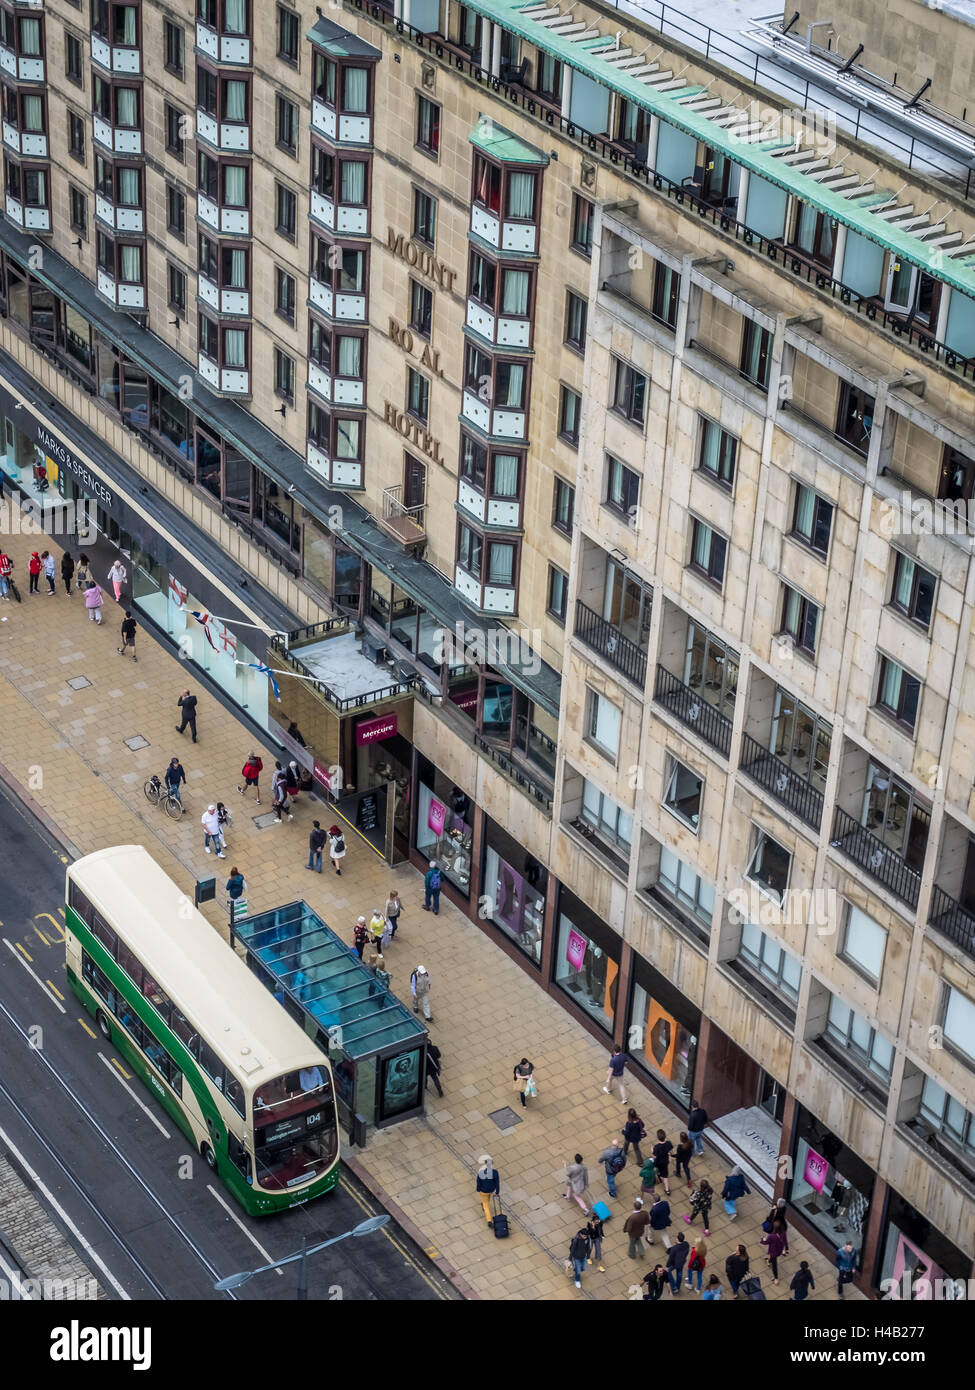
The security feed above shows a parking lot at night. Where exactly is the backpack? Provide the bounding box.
[428,867,442,891]
[689,1249,705,1272]
[332,834,345,854]
[570,1235,589,1261]
[607,1149,627,1175]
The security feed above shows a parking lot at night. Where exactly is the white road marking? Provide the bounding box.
[97,1052,171,1139]
[2,937,66,1012]
[206,1184,283,1276]
[0,1120,130,1299]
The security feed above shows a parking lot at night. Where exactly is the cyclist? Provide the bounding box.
[165,756,186,813]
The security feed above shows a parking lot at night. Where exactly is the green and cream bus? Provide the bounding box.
[65,845,340,1215]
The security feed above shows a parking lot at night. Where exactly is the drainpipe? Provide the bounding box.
[806,19,834,52]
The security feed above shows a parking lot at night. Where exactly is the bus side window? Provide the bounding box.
[82,951,116,1015]
[225,1077,245,1117]
[115,941,144,992]
[141,975,172,1025]
[69,883,95,928]
[197,1040,225,1092]
[170,1068,183,1098]
[171,1007,197,1055]
[91,912,119,959]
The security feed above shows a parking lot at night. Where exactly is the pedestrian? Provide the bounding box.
[568,1228,591,1290]
[164,756,186,810]
[641,1264,666,1300]
[84,580,104,623]
[597,1137,626,1198]
[75,554,91,591]
[763,1197,790,1251]
[475,1155,499,1226]
[651,1129,673,1196]
[237,752,263,802]
[725,1244,749,1297]
[512,1056,535,1109]
[603,1045,629,1102]
[423,859,441,913]
[176,689,198,741]
[686,1238,707,1292]
[623,1198,650,1260]
[674,1131,694,1187]
[563,1154,589,1213]
[586,1213,606,1273]
[201,804,225,857]
[665,1235,689,1295]
[790,1260,815,1302]
[687,1098,709,1156]
[327,823,345,871]
[307,820,326,872]
[285,759,300,807]
[353,916,368,959]
[41,550,55,594]
[27,550,40,593]
[108,558,127,602]
[721,1165,751,1219]
[226,866,246,905]
[647,1194,672,1248]
[425,1039,443,1096]
[410,964,433,1021]
[384,888,402,939]
[216,802,232,850]
[701,1275,722,1301]
[368,909,386,953]
[835,1241,857,1296]
[0,549,11,600]
[368,952,391,999]
[683,1178,713,1236]
[271,763,293,822]
[761,1221,788,1285]
[622,1107,647,1164]
[60,551,75,595]
[639,1155,657,1200]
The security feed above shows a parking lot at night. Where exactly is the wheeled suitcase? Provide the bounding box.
[492,1194,509,1239]
[740,1275,766,1300]
[591,1200,611,1222]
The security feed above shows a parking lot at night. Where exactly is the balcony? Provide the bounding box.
[95,193,142,232]
[196,110,250,153]
[739,731,824,830]
[309,188,368,237]
[2,122,45,157]
[196,354,247,395]
[379,484,425,546]
[0,48,42,83]
[197,274,248,316]
[830,806,923,909]
[307,360,364,406]
[465,297,531,349]
[92,115,141,156]
[928,887,975,962]
[196,193,248,237]
[96,268,144,308]
[5,193,48,231]
[470,204,536,255]
[311,101,371,146]
[305,439,361,488]
[308,274,366,323]
[574,599,648,689]
[653,665,733,758]
[457,479,520,528]
[90,34,141,75]
[195,22,250,66]
[460,389,526,442]
[270,629,411,713]
[454,566,516,615]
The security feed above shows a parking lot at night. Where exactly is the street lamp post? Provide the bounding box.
[214,1213,390,1298]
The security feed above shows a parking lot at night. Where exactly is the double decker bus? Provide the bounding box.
[65,845,340,1215]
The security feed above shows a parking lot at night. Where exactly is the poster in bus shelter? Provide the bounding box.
[381,1050,422,1119]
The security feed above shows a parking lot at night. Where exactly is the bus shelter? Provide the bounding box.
[233,902,427,1132]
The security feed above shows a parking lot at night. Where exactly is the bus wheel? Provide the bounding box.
[201,1142,217,1171]
[95,1011,111,1040]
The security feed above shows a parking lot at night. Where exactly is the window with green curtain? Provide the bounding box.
[501,269,529,316]
[491,454,518,497]
[223,0,247,36]
[119,244,141,282]
[879,659,901,709]
[116,88,138,128]
[223,328,246,368]
[343,67,368,113]
[505,171,535,220]
[223,80,246,123]
[118,167,139,206]
[340,161,365,204]
[693,521,710,569]
[337,336,361,377]
[118,6,137,46]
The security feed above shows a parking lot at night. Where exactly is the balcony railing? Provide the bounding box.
[739,731,824,830]
[830,805,923,909]
[654,666,733,757]
[379,484,425,546]
[928,885,975,963]
[270,636,414,712]
[575,600,648,688]
[474,733,553,812]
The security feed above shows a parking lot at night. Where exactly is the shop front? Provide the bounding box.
[876,1188,973,1298]
[480,816,547,967]
[553,887,621,1033]
[787,1103,876,1260]
[627,955,700,1108]
[414,753,475,899]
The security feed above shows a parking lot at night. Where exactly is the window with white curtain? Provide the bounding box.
[118,167,139,206]
[116,88,138,128]
[335,419,360,459]
[119,244,141,283]
[501,268,529,316]
[496,362,524,409]
[505,170,535,220]
[490,453,518,498]
[343,67,368,113]
[116,6,137,46]
[943,986,975,1063]
[223,0,248,36]
[336,336,361,377]
[487,541,514,586]
[19,18,41,56]
[223,165,246,206]
[840,905,887,983]
[224,247,246,288]
[340,161,365,204]
[23,95,42,131]
[222,328,246,368]
[223,80,247,124]
[586,689,621,757]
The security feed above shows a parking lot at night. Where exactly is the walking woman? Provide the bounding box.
[622,1108,647,1164]
[563,1154,589,1213]
[75,554,91,591]
[683,1178,713,1236]
[476,1155,500,1226]
[512,1057,535,1109]
[764,1197,790,1252]
[652,1129,673,1196]
[686,1238,707,1293]
[761,1221,788,1285]
[226,866,246,908]
[674,1131,694,1187]
[108,557,127,603]
[721,1165,751,1220]
[328,824,346,874]
[725,1243,749,1296]
[586,1212,606,1273]
[639,1155,657,1200]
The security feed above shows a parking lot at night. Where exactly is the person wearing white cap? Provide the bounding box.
[201,804,224,857]
[410,964,433,1021]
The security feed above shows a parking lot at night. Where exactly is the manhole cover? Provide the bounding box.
[487,1107,522,1132]
[66,676,91,690]
[253,811,285,829]
[123,734,149,751]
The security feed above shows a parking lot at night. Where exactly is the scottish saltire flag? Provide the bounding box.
[249,663,281,701]
[190,609,219,651]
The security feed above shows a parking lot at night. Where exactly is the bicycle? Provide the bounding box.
[144,774,185,820]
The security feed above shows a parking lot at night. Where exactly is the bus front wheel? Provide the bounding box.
[95,1011,111,1040]
[201,1142,217,1171]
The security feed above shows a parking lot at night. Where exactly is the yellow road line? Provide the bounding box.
[35,912,65,941]
[110,1057,132,1080]
[14,942,32,962]
[45,980,64,1001]
[33,928,50,947]
[337,1175,449,1299]
[78,1018,97,1039]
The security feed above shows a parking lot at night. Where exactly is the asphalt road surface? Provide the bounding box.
[0,777,456,1301]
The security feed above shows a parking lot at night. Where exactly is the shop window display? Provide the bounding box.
[877,1190,971,1298]
[482,818,546,965]
[415,776,473,895]
[630,981,697,1105]
[553,893,620,1031]
[789,1108,874,1259]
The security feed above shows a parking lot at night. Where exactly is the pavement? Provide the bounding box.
[0,530,862,1302]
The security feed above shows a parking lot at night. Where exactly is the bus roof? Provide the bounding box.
[67,846,326,1089]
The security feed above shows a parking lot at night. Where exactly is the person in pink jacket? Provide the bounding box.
[84,580,104,624]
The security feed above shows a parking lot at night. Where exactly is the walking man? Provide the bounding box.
[237,751,263,803]
[423,860,441,914]
[410,964,433,1021]
[306,820,326,872]
[201,804,225,857]
[665,1235,690,1295]
[603,1045,629,1102]
[165,756,186,811]
[623,1199,650,1260]
[117,610,138,660]
[60,551,75,595]
[721,1166,751,1220]
[176,689,198,741]
[835,1241,857,1296]
[476,1156,500,1226]
[647,1194,672,1249]
[271,763,293,822]
[425,1040,444,1097]
[597,1137,626,1199]
[687,1098,709,1156]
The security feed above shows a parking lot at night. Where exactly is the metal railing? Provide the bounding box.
[739,731,824,830]
[829,805,924,908]
[474,733,553,812]
[575,600,648,688]
[380,484,426,544]
[928,885,975,964]
[269,635,415,712]
[653,666,733,757]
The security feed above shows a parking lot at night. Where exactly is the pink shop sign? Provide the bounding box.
[565,929,587,972]
[356,713,398,746]
[427,797,447,836]
[803,1147,829,1195]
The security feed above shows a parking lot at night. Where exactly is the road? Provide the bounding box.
[0,778,456,1301]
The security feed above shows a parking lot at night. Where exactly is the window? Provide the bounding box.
[745,829,791,903]
[487,539,516,587]
[472,154,501,213]
[164,20,184,77]
[739,922,802,1004]
[409,279,432,339]
[791,483,833,556]
[65,34,83,85]
[416,96,440,156]
[939,444,975,506]
[740,319,772,389]
[571,194,594,255]
[553,477,574,535]
[547,565,568,622]
[586,689,621,758]
[413,188,436,246]
[535,50,562,102]
[558,385,581,446]
[839,904,887,984]
[69,185,87,236]
[655,848,715,927]
[165,104,184,158]
[698,417,737,485]
[605,454,639,518]
[835,382,875,455]
[824,995,894,1082]
[664,757,703,829]
[278,4,299,63]
[168,262,186,315]
[780,583,819,656]
[581,779,633,853]
[198,312,219,361]
[275,267,295,322]
[406,367,429,424]
[564,290,587,351]
[652,262,680,328]
[276,95,298,154]
[505,170,536,220]
[919,1076,975,1164]
[689,518,727,587]
[275,182,296,239]
[274,347,295,402]
[889,552,936,629]
[791,201,835,269]
[942,986,975,1064]
[875,656,921,732]
[612,359,647,426]
[457,523,483,579]
[166,184,185,238]
[68,111,85,161]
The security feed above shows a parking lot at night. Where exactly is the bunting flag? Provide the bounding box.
[247,663,281,701]
[190,609,219,651]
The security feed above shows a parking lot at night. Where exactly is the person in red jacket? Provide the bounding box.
[237,752,263,804]
[27,551,41,594]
